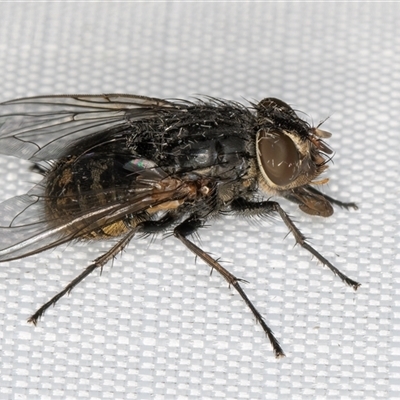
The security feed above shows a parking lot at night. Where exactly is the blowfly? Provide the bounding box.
[0,95,360,357]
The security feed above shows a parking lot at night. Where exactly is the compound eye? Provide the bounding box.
[258,131,300,186]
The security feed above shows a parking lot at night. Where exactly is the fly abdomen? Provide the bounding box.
[44,153,135,238]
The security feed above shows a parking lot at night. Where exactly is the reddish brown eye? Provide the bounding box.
[258,131,299,186]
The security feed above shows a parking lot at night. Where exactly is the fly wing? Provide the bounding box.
[0,172,189,262]
[0,94,182,161]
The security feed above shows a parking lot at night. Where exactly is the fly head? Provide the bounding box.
[255,98,335,217]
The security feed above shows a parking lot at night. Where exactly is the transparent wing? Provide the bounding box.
[0,170,188,262]
[0,94,180,161]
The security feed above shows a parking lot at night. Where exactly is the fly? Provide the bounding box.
[0,94,359,358]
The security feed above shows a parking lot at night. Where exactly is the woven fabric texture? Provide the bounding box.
[0,3,398,399]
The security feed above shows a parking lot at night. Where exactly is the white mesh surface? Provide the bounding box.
[0,2,398,399]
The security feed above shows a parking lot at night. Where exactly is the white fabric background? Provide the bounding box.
[0,2,398,399]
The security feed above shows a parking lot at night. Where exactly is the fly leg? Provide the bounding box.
[174,217,285,358]
[305,186,358,211]
[28,228,138,325]
[231,198,361,290]
[139,214,176,234]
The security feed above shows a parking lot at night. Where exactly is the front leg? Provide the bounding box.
[283,185,358,217]
[174,216,285,358]
[304,185,358,210]
[231,198,360,290]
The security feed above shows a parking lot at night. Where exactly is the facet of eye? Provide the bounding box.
[257,130,300,186]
